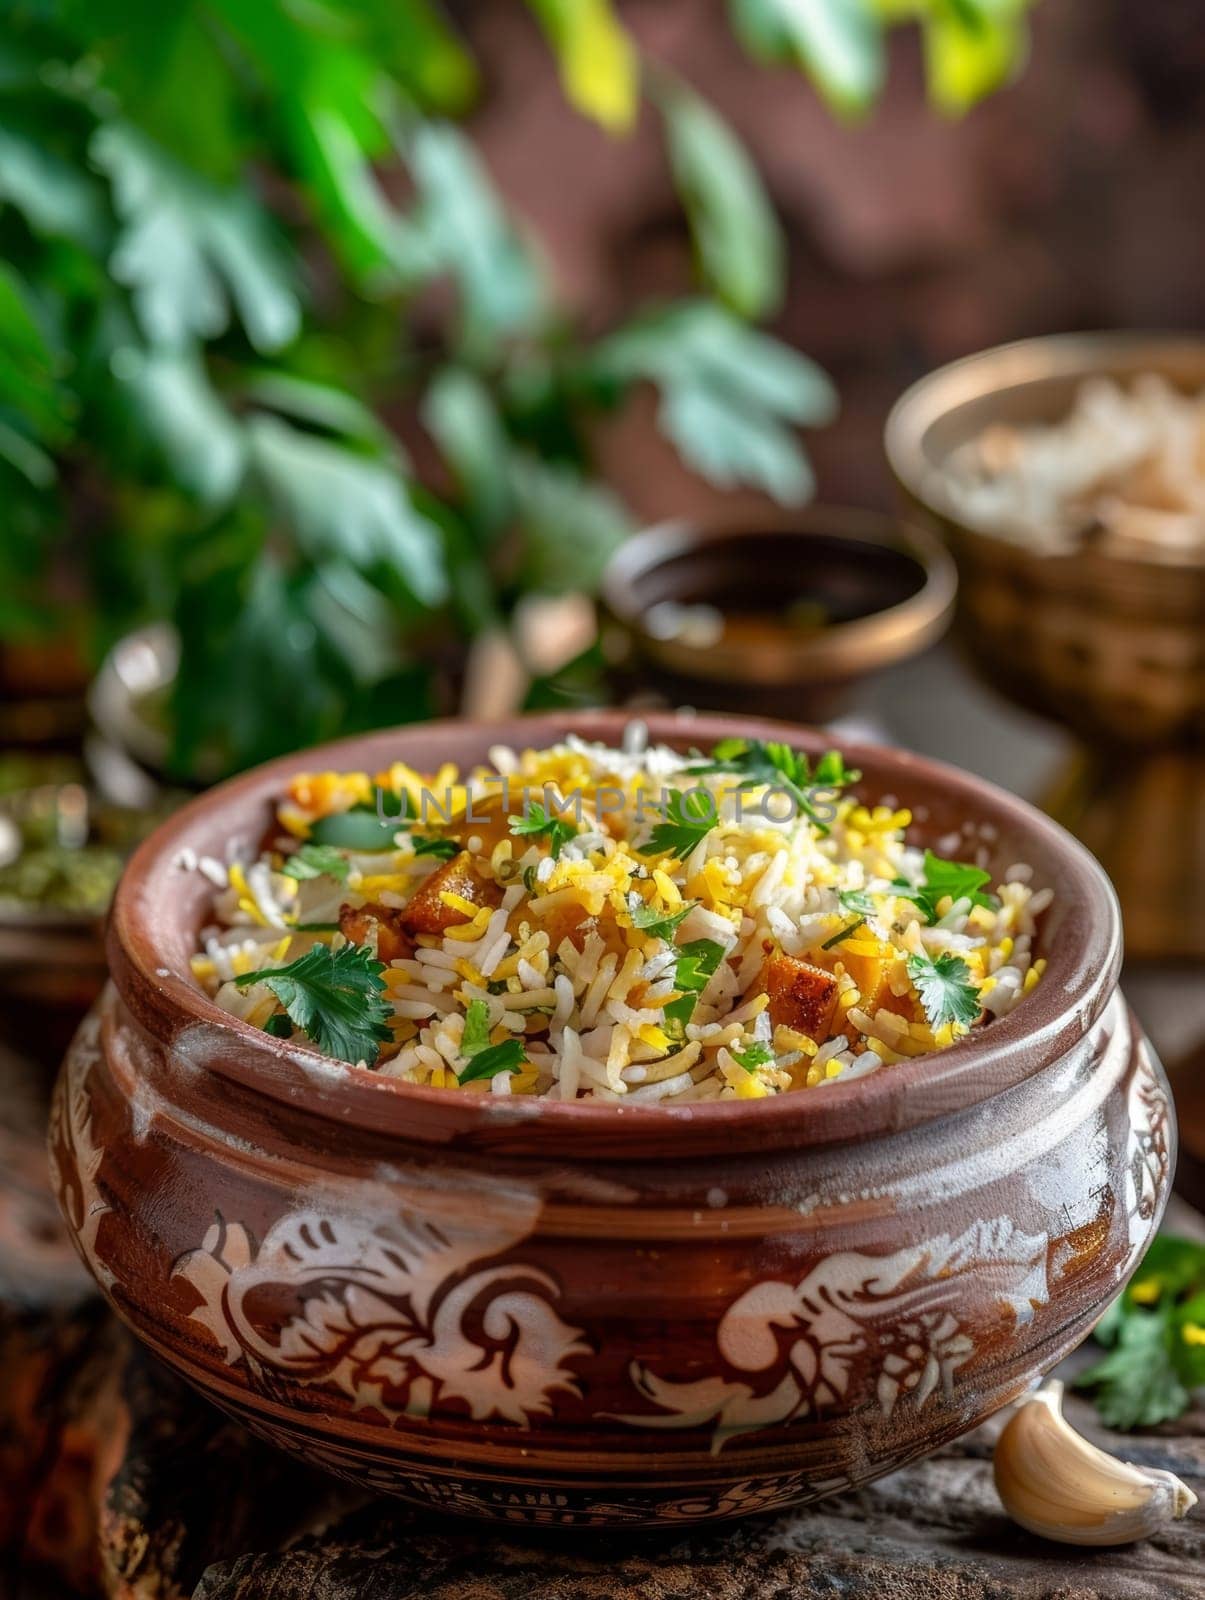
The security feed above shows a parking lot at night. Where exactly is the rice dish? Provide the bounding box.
[940,375,1205,559]
[189,728,1050,1102]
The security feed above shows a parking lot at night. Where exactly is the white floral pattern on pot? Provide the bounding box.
[613,1216,1049,1452]
[173,1205,589,1428]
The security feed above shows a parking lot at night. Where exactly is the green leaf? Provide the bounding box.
[422,366,514,535]
[510,455,630,594]
[0,126,107,247]
[509,800,577,858]
[673,938,727,993]
[527,0,639,133]
[247,415,447,606]
[638,788,720,859]
[665,936,727,1033]
[628,895,696,941]
[91,123,300,352]
[112,346,246,504]
[457,1036,529,1083]
[235,941,392,1065]
[731,1040,774,1071]
[730,0,885,114]
[658,78,783,319]
[1173,1290,1205,1388]
[922,1,1029,116]
[408,121,545,355]
[0,262,70,442]
[412,834,459,860]
[280,843,351,882]
[591,301,836,504]
[687,737,855,834]
[460,996,493,1057]
[906,949,980,1030]
[892,848,998,924]
[309,806,407,851]
[838,888,877,918]
[263,1012,293,1037]
[1075,1306,1191,1431]
[242,372,395,452]
[363,0,479,114]
[822,917,866,950]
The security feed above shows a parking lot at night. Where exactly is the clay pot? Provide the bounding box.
[50,711,1173,1528]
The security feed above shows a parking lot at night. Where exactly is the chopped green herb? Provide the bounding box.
[838,888,877,918]
[292,921,340,932]
[666,937,727,1034]
[639,789,719,858]
[687,739,859,836]
[235,943,391,1065]
[262,1013,293,1038]
[730,1041,774,1072]
[509,801,577,858]
[521,863,539,893]
[905,949,980,1031]
[458,1038,529,1083]
[822,917,865,950]
[627,895,696,941]
[460,997,493,1058]
[411,834,460,860]
[279,843,350,882]
[892,849,998,924]
[1076,1234,1205,1429]
[674,938,726,992]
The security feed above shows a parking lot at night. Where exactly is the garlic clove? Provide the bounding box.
[993,1379,1198,1547]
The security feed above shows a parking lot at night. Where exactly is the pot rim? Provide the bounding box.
[107,709,1122,1158]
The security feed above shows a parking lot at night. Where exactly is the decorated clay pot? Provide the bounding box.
[50,712,1173,1528]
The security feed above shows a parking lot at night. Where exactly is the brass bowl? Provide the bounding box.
[885,333,1205,961]
[599,506,956,721]
[884,332,1205,745]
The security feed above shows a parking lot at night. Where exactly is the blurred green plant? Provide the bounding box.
[0,0,1036,776]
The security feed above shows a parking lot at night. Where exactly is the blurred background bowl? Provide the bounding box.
[885,332,1205,962]
[599,506,957,722]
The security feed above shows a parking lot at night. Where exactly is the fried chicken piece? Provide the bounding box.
[760,948,840,1041]
[399,850,501,937]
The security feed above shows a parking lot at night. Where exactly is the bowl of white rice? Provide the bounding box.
[51,711,1173,1527]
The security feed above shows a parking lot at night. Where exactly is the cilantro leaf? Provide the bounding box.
[893,849,998,924]
[411,834,460,860]
[822,917,865,950]
[457,1038,528,1083]
[674,938,726,992]
[838,888,877,918]
[280,843,351,882]
[628,895,696,941]
[235,943,391,1065]
[639,789,719,858]
[906,949,980,1030]
[1075,1306,1190,1430]
[509,801,577,858]
[686,739,859,836]
[262,1013,293,1037]
[730,1041,774,1072]
[1078,1233,1205,1428]
[666,937,727,1034]
[460,997,493,1058]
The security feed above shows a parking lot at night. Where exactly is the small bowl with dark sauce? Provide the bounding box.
[599,506,957,718]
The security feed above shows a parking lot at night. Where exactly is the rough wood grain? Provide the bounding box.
[189,1396,1205,1600]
